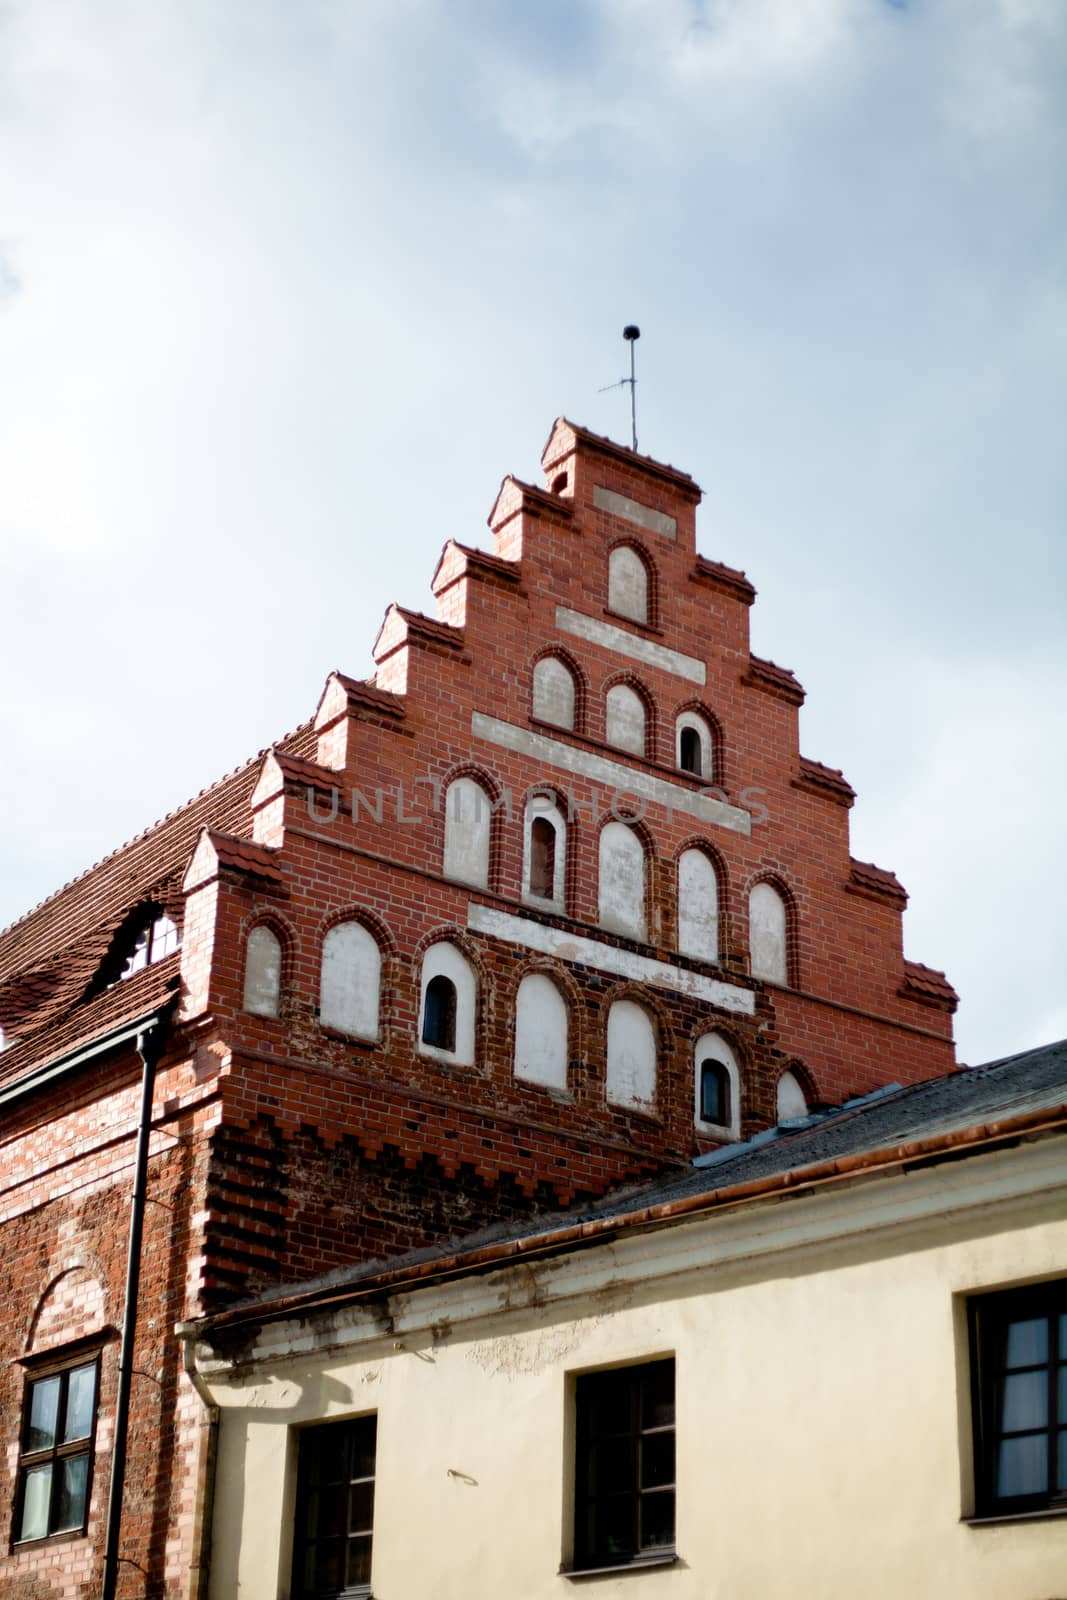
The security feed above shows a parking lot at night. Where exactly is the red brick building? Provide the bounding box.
[0,419,956,1596]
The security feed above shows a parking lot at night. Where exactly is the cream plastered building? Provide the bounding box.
[185,1053,1067,1600]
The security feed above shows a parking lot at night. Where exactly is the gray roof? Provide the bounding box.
[210,1036,1067,1323]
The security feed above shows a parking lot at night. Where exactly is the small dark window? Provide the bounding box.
[15,1355,99,1544]
[678,726,702,776]
[573,1358,676,1572]
[699,1059,731,1126]
[969,1280,1067,1517]
[292,1414,377,1599]
[530,817,557,899]
[422,974,457,1052]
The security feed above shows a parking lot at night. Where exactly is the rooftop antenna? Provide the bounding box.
[598,324,641,452]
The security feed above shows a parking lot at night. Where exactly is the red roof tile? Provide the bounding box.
[203,831,285,884]
[848,858,908,904]
[329,672,406,720]
[692,556,757,606]
[742,655,806,705]
[794,757,856,808]
[901,960,959,1009]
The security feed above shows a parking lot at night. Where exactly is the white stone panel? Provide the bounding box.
[678,849,719,963]
[513,973,568,1091]
[694,1031,741,1137]
[777,1070,809,1122]
[556,607,706,685]
[243,925,282,1017]
[319,921,381,1039]
[594,484,677,540]
[750,882,789,984]
[471,714,751,836]
[608,546,650,623]
[467,906,755,1013]
[605,684,647,755]
[443,777,491,888]
[598,821,647,940]
[532,657,576,729]
[418,941,477,1066]
[607,1000,656,1109]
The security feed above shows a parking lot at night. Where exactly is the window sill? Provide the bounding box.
[561,1550,678,1580]
[963,1506,1067,1527]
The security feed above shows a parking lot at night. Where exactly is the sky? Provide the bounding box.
[1,0,1064,1065]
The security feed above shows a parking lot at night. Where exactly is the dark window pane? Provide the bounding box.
[314,1484,348,1541]
[679,727,702,775]
[1001,1371,1048,1433]
[599,1492,636,1558]
[26,1376,61,1452]
[1059,1367,1067,1426]
[641,1361,675,1430]
[1005,1318,1048,1369]
[583,1371,631,1439]
[587,1440,633,1496]
[350,1416,377,1480]
[423,975,457,1051]
[309,1539,343,1592]
[699,1061,730,1126]
[62,1365,97,1443]
[1058,1430,1067,1493]
[640,1488,675,1550]
[346,1534,372,1587]
[1059,1313,1067,1361]
[997,1434,1048,1498]
[530,818,556,897]
[641,1431,675,1489]
[18,1464,52,1542]
[349,1480,374,1534]
[54,1454,89,1532]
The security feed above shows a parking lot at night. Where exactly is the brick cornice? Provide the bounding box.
[690,555,757,606]
[741,655,806,705]
[542,417,702,502]
[847,857,908,906]
[793,757,856,809]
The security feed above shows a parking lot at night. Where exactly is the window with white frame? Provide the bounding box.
[605,684,647,756]
[319,921,381,1040]
[675,711,713,778]
[694,1031,741,1137]
[677,848,718,963]
[514,973,568,1091]
[606,999,656,1110]
[14,1351,100,1545]
[522,795,567,910]
[418,942,476,1065]
[598,822,647,940]
[442,776,491,888]
[532,656,577,730]
[243,925,282,1017]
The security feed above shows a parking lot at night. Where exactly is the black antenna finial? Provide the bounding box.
[596,324,642,451]
[623,325,640,452]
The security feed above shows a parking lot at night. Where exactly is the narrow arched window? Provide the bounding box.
[777,1069,809,1122]
[418,942,477,1065]
[605,683,647,756]
[443,776,491,888]
[694,1032,740,1136]
[422,975,456,1052]
[750,882,789,984]
[532,656,577,730]
[677,848,719,963]
[530,818,556,898]
[598,822,647,940]
[523,795,568,909]
[243,925,282,1018]
[320,921,381,1040]
[606,1000,656,1109]
[675,711,714,779]
[514,973,568,1090]
[608,546,650,624]
[699,1060,731,1126]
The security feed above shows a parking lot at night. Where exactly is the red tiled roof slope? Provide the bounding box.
[0,722,316,986]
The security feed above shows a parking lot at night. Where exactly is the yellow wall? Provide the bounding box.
[201,1165,1067,1600]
